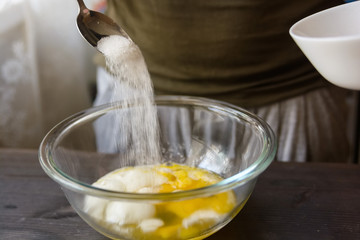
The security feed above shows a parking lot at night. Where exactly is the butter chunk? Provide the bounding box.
[139,218,164,232]
[105,201,155,225]
[182,210,221,228]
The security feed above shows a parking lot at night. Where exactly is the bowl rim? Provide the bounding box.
[289,1,360,42]
[39,95,277,201]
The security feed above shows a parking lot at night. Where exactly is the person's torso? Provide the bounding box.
[102,0,342,107]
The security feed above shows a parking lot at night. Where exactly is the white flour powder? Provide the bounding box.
[97,35,160,165]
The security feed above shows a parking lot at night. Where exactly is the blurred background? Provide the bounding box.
[0,0,104,148]
[0,0,358,164]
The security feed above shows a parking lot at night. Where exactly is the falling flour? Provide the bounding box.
[89,35,237,239]
[97,35,160,165]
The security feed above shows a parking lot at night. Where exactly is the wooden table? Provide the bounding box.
[1,149,359,240]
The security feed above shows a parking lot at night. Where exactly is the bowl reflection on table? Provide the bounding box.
[39,96,276,240]
[289,1,360,90]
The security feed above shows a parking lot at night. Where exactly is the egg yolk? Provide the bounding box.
[84,163,236,240]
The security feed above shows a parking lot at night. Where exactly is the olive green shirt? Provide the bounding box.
[95,0,342,107]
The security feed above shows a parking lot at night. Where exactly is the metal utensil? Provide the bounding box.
[76,0,129,47]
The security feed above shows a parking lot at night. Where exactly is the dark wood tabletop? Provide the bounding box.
[1,148,359,240]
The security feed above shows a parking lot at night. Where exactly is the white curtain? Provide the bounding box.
[0,0,100,148]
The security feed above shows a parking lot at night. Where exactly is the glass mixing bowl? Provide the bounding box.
[39,95,276,240]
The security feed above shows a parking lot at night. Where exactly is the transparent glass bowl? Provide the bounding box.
[39,96,276,240]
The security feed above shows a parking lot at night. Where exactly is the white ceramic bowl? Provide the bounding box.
[289,1,360,90]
